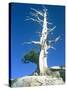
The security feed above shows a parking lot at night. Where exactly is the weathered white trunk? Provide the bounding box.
[39,11,48,74]
[39,49,48,74]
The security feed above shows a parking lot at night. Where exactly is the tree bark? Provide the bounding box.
[39,11,48,75]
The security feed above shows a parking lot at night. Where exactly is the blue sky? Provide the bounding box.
[10,3,65,79]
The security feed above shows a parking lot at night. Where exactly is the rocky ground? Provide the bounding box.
[10,67,65,87]
[11,76,64,87]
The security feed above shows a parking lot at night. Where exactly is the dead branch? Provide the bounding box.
[55,36,61,43]
[25,16,43,26]
[31,8,44,17]
[23,41,40,45]
[48,26,56,33]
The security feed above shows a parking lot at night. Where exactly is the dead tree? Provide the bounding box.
[24,7,60,75]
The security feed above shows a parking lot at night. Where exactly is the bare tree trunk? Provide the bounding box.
[39,47,48,75]
[39,11,48,75]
